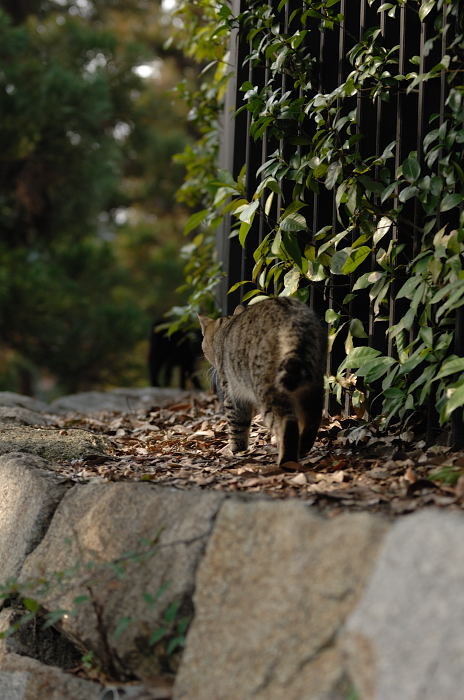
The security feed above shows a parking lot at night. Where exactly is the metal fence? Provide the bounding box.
[215,0,463,443]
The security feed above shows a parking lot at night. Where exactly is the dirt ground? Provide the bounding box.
[52,392,464,518]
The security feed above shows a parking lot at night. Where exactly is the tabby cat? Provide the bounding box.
[198,297,327,466]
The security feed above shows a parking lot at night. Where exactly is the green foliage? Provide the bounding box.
[0,1,192,395]
[429,463,464,486]
[0,10,120,246]
[165,0,232,328]
[175,0,464,429]
[346,686,361,700]
[0,240,146,392]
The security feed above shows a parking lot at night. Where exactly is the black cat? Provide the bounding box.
[148,324,202,389]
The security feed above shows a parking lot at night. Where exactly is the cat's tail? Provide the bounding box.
[276,355,307,391]
[275,358,325,456]
[276,351,323,392]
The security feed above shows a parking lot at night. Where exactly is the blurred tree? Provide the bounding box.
[0,0,192,395]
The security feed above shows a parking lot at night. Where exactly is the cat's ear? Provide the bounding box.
[233,305,246,316]
[198,314,213,335]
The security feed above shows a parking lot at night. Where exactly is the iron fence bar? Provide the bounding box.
[322,4,347,411]
[241,43,265,292]
[215,0,244,313]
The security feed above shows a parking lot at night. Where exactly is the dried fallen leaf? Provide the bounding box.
[42,391,464,518]
[455,475,464,500]
[331,470,346,483]
[288,472,307,486]
[192,429,215,438]
[280,460,303,472]
[404,466,417,483]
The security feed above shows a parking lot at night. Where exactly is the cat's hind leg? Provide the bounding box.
[224,395,253,454]
[278,418,300,465]
[295,384,324,457]
[262,390,299,465]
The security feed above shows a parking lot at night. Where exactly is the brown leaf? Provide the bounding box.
[331,470,346,483]
[241,477,266,488]
[192,429,215,438]
[455,475,464,500]
[280,460,303,472]
[168,401,193,412]
[41,389,464,518]
[288,472,308,486]
[404,466,417,483]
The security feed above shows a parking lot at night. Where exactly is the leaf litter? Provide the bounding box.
[54,392,464,517]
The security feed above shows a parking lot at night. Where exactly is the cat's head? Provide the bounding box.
[198,305,245,365]
[197,315,218,364]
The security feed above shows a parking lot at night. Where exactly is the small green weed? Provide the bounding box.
[430,464,464,486]
[0,537,191,680]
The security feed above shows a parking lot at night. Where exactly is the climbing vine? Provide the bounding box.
[174,0,464,431]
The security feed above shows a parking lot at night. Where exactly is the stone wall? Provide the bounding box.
[0,390,462,700]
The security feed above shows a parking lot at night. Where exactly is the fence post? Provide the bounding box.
[216,0,245,314]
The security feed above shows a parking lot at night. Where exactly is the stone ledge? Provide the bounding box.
[0,421,462,698]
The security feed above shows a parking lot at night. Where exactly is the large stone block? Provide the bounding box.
[174,500,388,700]
[0,406,53,427]
[0,656,102,700]
[343,509,464,700]
[0,393,48,412]
[0,427,112,460]
[0,453,70,582]
[20,483,225,682]
[49,387,189,415]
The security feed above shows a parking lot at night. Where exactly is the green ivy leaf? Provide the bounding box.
[381,182,397,203]
[442,382,464,422]
[339,346,381,372]
[330,248,350,274]
[282,267,301,296]
[402,156,421,183]
[325,309,340,323]
[396,277,422,300]
[325,162,342,190]
[435,356,464,381]
[239,200,260,224]
[419,0,435,22]
[228,280,253,293]
[374,217,393,246]
[281,200,306,216]
[279,212,307,232]
[342,246,371,275]
[440,193,463,212]
[306,261,327,282]
[352,272,372,291]
[281,232,303,269]
[350,318,368,338]
[355,356,396,382]
[241,288,264,302]
[399,185,419,203]
[184,209,209,235]
[238,221,252,246]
